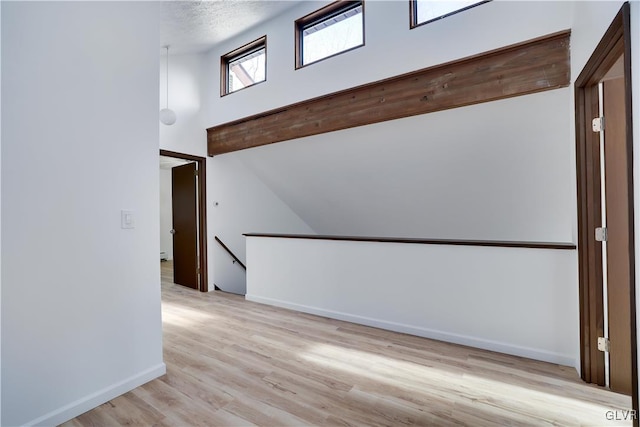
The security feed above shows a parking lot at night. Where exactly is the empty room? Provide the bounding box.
[1,0,639,426]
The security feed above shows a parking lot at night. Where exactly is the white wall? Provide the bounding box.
[247,237,579,366]
[169,0,637,386]
[1,2,164,425]
[160,53,207,158]
[237,88,575,241]
[159,53,211,285]
[206,0,630,376]
[202,1,573,125]
[201,1,576,243]
[570,1,626,73]
[159,168,174,260]
[209,153,315,261]
[159,51,316,292]
[163,1,580,293]
[209,154,315,292]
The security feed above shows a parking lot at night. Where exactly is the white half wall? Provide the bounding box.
[247,237,579,367]
[1,2,164,425]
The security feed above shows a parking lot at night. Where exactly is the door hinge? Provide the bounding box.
[597,337,610,352]
[194,169,199,176]
[595,227,608,242]
[592,117,605,132]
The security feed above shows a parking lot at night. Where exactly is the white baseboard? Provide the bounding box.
[25,363,166,427]
[246,294,576,367]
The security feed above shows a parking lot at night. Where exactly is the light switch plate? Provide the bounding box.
[121,210,135,229]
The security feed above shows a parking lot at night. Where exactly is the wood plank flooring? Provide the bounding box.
[62,261,632,426]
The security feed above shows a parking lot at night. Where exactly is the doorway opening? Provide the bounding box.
[159,149,208,292]
[575,2,637,421]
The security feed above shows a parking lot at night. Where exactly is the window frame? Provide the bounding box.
[220,35,267,96]
[410,0,490,29]
[295,0,365,69]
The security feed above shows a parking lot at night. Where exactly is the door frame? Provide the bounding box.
[574,1,637,419]
[160,149,208,292]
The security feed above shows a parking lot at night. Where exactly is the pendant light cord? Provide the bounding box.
[165,46,170,109]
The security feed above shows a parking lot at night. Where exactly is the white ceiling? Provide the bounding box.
[160,1,303,54]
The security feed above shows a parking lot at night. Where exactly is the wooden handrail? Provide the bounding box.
[243,233,576,250]
[215,236,246,270]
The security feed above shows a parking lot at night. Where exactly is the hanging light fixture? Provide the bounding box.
[160,45,177,125]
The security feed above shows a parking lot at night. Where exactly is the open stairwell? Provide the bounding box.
[213,235,247,295]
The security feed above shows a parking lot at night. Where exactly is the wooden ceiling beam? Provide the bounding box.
[207,30,570,156]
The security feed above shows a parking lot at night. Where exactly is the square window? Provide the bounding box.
[221,36,266,96]
[295,1,364,69]
[410,0,489,28]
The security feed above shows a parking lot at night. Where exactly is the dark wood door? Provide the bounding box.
[172,162,198,289]
[575,5,637,417]
[603,75,632,395]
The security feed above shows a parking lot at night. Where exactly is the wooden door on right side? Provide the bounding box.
[602,66,632,396]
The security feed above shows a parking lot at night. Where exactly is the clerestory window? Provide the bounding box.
[295,1,364,69]
[221,36,267,96]
[410,0,489,28]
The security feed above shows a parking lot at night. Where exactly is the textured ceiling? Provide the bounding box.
[160,1,303,54]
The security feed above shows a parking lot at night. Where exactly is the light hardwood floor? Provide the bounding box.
[62,261,632,426]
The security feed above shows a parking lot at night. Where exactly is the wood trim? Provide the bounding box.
[621,3,638,420]
[575,83,605,384]
[208,30,570,156]
[408,0,416,29]
[588,81,605,385]
[244,233,576,250]
[577,33,606,389]
[574,3,637,421]
[575,18,624,87]
[214,236,247,270]
[160,149,208,292]
[160,149,204,163]
[297,1,360,28]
